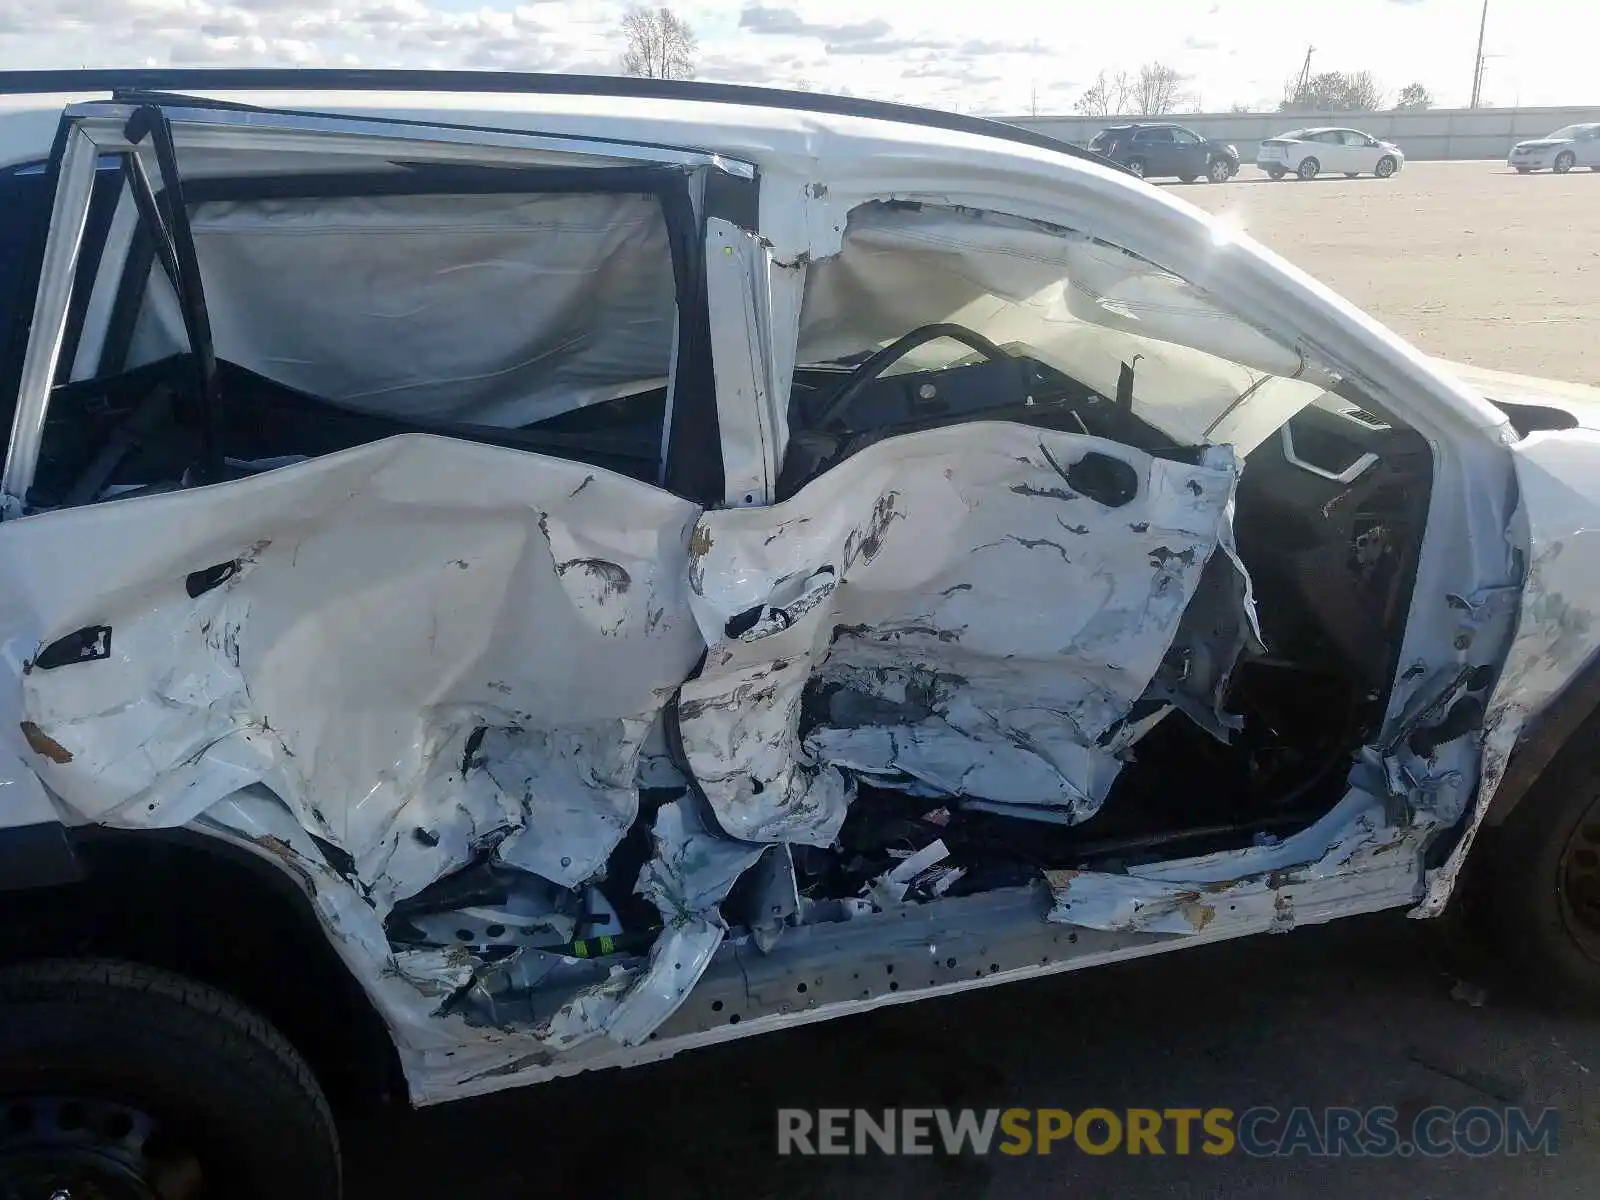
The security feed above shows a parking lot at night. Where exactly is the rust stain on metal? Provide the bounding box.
[19,721,72,764]
[689,525,715,559]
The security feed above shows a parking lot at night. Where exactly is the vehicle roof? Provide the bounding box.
[0,68,1119,175]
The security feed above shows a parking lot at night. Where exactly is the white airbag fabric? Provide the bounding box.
[796,203,1329,450]
[132,192,678,426]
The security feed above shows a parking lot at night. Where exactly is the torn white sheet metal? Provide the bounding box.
[635,797,767,924]
[1048,788,1419,935]
[867,838,951,906]
[679,422,1242,842]
[481,799,757,1051]
[795,202,1334,451]
[130,192,678,427]
[197,785,537,1090]
[1420,429,1600,916]
[1146,507,1265,742]
[706,218,784,507]
[590,799,761,1045]
[6,435,705,912]
[604,918,726,1047]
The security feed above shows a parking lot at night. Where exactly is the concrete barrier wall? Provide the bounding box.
[1002,105,1600,163]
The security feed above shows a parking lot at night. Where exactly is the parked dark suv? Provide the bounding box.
[1090,122,1239,183]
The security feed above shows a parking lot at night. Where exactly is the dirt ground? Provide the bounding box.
[345,161,1600,1199]
[1178,160,1600,386]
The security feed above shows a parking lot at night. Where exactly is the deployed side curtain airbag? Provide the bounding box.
[129,192,678,427]
[796,203,1333,450]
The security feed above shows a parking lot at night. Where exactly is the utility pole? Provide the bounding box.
[1028,40,1041,118]
[1295,45,1314,99]
[1469,0,1489,108]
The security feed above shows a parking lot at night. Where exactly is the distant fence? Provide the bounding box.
[1003,105,1600,163]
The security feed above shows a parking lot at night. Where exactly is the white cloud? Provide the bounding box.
[0,0,1589,113]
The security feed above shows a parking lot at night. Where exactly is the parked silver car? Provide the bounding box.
[1255,126,1405,180]
[1508,123,1600,173]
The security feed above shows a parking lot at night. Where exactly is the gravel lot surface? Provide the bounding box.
[1181,160,1600,385]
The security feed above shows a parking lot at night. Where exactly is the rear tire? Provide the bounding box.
[1344,172,1359,178]
[1486,729,1600,1005]
[1555,150,1576,174]
[0,959,341,1198]
[1178,173,1197,183]
[1266,167,1286,180]
[1297,156,1320,180]
[1515,166,1532,173]
[1126,158,1147,179]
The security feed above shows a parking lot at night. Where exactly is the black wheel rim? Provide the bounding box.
[1558,807,1600,961]
[0,1095,204,1200]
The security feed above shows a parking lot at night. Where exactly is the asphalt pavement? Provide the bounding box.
[344,912,1599,1198]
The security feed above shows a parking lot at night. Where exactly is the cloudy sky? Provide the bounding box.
[0,0,1588,115]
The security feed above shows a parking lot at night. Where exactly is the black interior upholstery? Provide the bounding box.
[30,354,668,507]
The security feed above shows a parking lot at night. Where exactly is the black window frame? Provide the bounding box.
[0,155,124,447]
[80,127,756,506]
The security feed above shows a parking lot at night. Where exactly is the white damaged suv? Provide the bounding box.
[4,70,1600,1198]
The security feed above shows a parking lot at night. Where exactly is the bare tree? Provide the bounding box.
[1281,69,1386,113]
[1343,70,1385,111]
[1074,69,1132,117]
[1132,61,1186,116]
[1394,82,1433,110]
[1228,101,1255,113]
[620,6,698,80]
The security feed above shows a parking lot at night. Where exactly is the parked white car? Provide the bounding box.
[4,70,1600,1197]
[1256,127,1405,180]
[1508,123,1600,173]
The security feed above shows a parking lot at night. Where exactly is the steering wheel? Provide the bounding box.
[815,322,1008,430]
